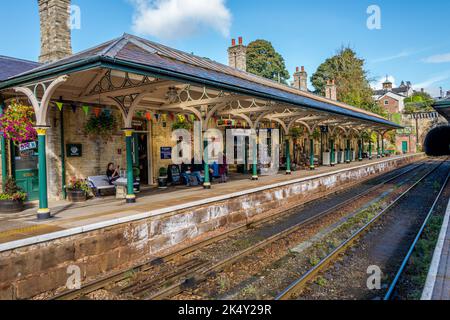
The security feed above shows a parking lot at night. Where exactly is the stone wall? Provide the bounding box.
[0,153,423,299]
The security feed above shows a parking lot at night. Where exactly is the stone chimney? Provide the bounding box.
[228,36,247,71]
[325,80,337,101]
[293,66,308,91]
[38,0,72,63]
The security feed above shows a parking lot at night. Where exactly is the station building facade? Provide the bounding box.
[0,0,401,218]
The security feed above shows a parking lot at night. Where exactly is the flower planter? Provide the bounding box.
[158,176,168,189]
[0,199,24,213]
[67,190,87,202]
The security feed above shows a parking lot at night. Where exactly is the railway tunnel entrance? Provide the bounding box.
[424,125,450,156]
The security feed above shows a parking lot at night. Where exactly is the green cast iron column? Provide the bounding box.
[0,135,6,188]
[37,128,51,220]
[244,137,248,175]
[369,139,373,159]
[125,129,136,203]
[330,138,335,166]
[309,137,315,170]
[346,139,351,163]
[0,103,6,188]
[358,139,363,161]
[285,136,291,174]
[252,138,258,180]
[203,135,211,189]
[251,129,258,180]
[377,135,381,158]
[381,134,385,157]
[60,108,67,199]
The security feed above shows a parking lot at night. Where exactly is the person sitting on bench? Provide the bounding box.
[106,163,120,185]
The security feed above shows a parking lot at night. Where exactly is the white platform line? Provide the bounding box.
[0,154,419,253]
[421,198,450,300]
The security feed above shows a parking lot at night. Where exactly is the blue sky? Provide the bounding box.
[1,0,450,96]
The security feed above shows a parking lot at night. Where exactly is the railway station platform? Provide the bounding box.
[422,198,450,300]
[0,153,423,299]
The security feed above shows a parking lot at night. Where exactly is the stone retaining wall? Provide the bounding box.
[0,154,424,299]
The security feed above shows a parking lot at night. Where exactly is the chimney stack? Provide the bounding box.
[325,80,337,101]
[293,66,308,91]
[228,36,247,71]
[38,0,72,64]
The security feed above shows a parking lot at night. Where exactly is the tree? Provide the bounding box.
[403,91,434,113]
[246,40,290,84]
[311,47,385,116]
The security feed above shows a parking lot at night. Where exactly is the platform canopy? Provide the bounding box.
[0,33,400,134]
[433,100,450,121]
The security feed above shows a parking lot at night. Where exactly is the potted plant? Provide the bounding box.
[66,177,90,202]
[0,178,27,213]
[158,167,168,189]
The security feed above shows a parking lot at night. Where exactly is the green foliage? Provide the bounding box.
[404,92,435,113]
[85,112,117,138]
[159,167,168,177]
[290,127,305,138]
[0,177,27,201]
[246,40,290,84]
[311,47,385,116]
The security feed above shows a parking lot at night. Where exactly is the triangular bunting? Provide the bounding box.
[93,107,101,117]
[55,102,63,111]
[82,105,90,116]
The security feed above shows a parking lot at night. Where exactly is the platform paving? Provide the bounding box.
[0,155,416,249]
[422,197,450,300]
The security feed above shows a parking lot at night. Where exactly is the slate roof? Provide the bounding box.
[0,55,41,81]
[0,33,401,128]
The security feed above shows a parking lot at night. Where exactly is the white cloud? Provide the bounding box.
[372,75,396,90]
[412,74,450,90]
[372,50,412,63]
[130,0,232,40]
[423,53,450,64]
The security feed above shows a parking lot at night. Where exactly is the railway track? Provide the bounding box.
[275,158,449,300]
[51,160,429,300]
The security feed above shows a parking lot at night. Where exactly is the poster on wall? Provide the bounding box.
[160,147,172,160]
[67,144,83,157]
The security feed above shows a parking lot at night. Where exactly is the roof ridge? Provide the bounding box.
[0,55,40,65]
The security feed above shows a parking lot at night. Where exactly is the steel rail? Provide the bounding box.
[383,170,450,300]
[50,161,425,300]
[143,162,429,300]
[275,159,447,300]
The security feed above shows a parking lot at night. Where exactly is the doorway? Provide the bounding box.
[402,141,408,154]
[12,141,39,201]
[131,119,151,185]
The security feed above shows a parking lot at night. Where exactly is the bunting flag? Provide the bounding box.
[169,112,174,121]
[103,108,111,116]
[55,102,63,111]
[155,113,160,122]
[189,114,196,122]
[161,113,167,122]
[93,107,101,118]
[82,105,90,116]
[145,112,152,121]
[136,111,143,118]
[71,104,77,113]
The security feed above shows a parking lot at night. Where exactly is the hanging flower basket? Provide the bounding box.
[84,112,117,139]
[0,102,36,144]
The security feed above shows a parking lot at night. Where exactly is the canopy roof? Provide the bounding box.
[433,99,450,121]
[0,33,400,130]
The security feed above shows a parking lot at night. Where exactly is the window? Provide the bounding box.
[384,100,389,105]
